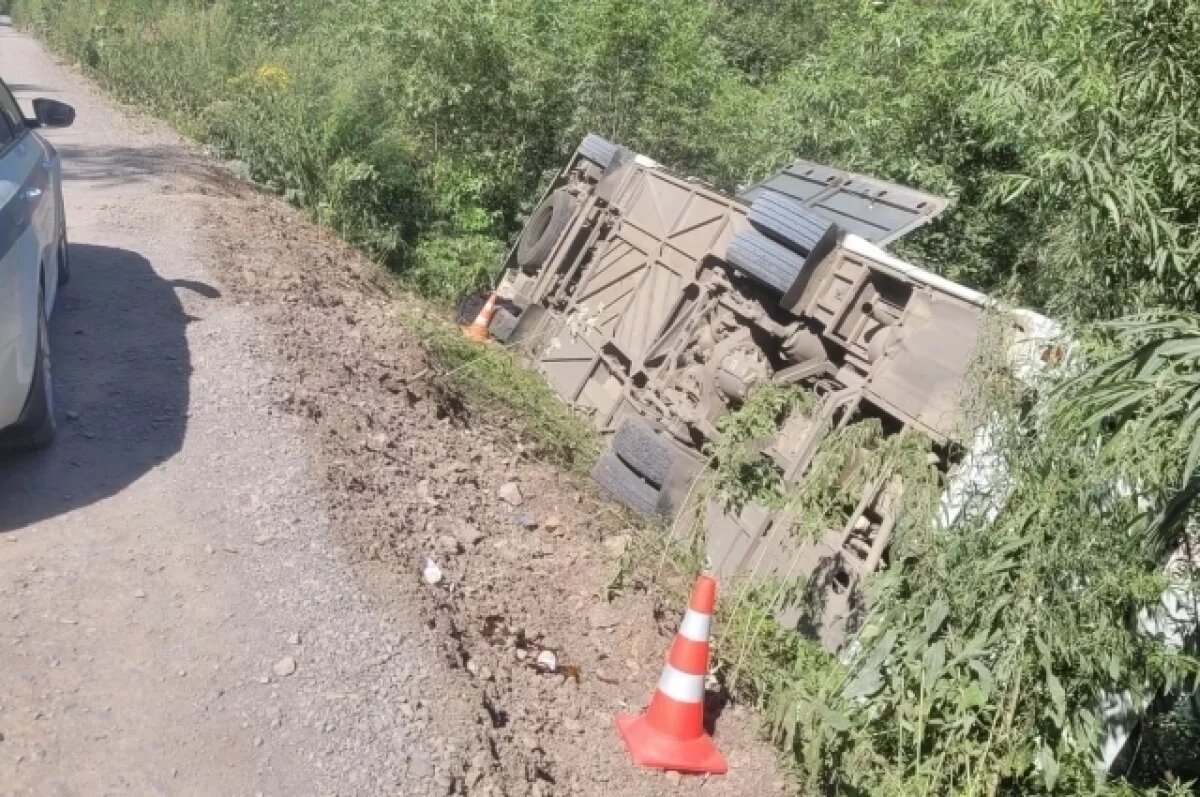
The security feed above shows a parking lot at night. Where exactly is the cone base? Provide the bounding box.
[462,324,489,343]
[615,713,728,775]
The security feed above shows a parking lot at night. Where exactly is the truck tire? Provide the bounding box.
[578,134,619,169]
[1,286,56,451]
[592,449,661,516]
[748,192,836,256]
[611,416,674,487]
[517,189,575,273]
[455,291,488,325]
[725,229,807,294]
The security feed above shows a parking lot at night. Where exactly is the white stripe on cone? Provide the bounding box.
[657,663,706,704]
[678,609,712,643]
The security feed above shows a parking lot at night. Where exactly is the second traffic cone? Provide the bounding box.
[616,573,727,775]
[462,292,499,342]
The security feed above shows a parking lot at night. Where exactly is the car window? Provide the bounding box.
[0,80,26,139]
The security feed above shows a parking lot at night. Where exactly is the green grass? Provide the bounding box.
[410,312,600,472]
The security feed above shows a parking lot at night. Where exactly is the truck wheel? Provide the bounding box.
[611,416,675,487]
[517,189,576,273]
[578,134,619,169]
[748,192,836,256]
[1,286,56,451]
[592,449,661,516]
[725,229,807,295]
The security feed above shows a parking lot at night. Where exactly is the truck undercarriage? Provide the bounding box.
[491,135,1053,651]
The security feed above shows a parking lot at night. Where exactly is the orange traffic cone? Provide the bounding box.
[463,292,499,342]
[616,573,728,775]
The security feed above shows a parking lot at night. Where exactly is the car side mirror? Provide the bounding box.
[30,98,75,128]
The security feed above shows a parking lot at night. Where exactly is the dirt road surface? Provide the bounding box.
[0,20,787,797]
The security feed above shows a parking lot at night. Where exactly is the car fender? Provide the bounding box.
[0,232,42,431]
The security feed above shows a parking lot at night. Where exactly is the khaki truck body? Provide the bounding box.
[492,136,1051,650]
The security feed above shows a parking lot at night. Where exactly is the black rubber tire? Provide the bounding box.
[578,134,619,169]
[611,416,675,487]
[56,227,70,286]
[1,286,56,451]
[591,449,660,516]
[725,229,807,294]
[517,189,575,273]
[455,291,489,326]
[748,192,835,256]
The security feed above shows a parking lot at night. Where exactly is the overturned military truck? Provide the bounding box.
[486,135,1052,650]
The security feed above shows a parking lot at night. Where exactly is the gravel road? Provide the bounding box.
[0,19,787,797]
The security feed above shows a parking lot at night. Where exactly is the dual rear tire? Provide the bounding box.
[591,417,701,518]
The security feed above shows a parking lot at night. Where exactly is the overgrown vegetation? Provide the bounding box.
[704,324,1200,794]
[411,313,600,471]
[12,0,1200,792]
[11,0,1200,317]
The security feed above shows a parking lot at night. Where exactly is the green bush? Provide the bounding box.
[15,0,1200,318]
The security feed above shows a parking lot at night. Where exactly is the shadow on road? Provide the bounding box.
[0,244,218,532]
[54,144,242,192]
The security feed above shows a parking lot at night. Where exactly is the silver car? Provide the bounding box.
[0,77,74,450]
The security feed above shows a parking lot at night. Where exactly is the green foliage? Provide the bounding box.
[708,385,809,512]
[1063,312,1200,561]
[714,329,1200,794]
[411,313,600,471]
[13,0,1200,318]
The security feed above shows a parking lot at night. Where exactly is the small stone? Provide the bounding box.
[204,544,215,555]
[253,533,272,546]
[513,512,538,530]
[535,650,558,673]
[421,557,443,585]
[65,411,79,422]
[602,534,632,557]
[253,736,263,748]
[133,589,146,599]
[497,482,523,506]
[436,535,462,555]
[288,632,301,646]
[542,515,562,531]
[272,656,297,677]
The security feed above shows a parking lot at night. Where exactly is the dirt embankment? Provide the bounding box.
[199,186,789,795]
